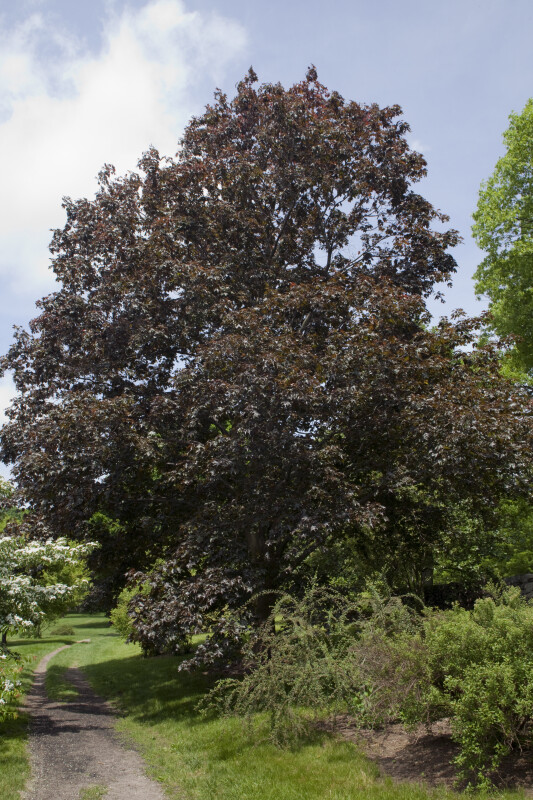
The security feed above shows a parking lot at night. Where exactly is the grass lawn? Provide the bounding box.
[1,614,527,800]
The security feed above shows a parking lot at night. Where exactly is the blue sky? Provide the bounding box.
[0,0,532,448]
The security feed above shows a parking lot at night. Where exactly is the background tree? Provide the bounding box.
[472,98,533,382]
[1,70,531,662]
[0,478,22,531]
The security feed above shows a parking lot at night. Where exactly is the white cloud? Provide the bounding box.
[0,373,15,428]
[408,137,431,155]
[0,373,15,479]
[0,1,247,294]
[0,1,246,468]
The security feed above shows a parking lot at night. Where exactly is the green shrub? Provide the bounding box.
[109,586,139,640]
[483,498,533,576]
[48,624,76,636]
[423,588,533,788]
[354,587,533,787]
[200,585,422,745]
[0,652,23,722]
[203,583,533,789]
[110,583,152,641]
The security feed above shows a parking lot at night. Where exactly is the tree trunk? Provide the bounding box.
[246,526,276,625]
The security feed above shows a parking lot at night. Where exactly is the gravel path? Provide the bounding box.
[21,644,166,800]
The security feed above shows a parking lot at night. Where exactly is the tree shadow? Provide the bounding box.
[77,653,338,764]
[71,621,111,630]
[46,664,81,703]
[11,639,76,649]
[4,639,76,698]
[81,654,220,727]
[79,656,533,793]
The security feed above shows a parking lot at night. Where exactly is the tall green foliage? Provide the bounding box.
[483,499,533,576]
[200,585,423,746]
[0,651,23,722]
[473,99,533,381]
[204,585,533,789]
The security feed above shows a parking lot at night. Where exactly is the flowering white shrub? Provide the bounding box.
[0,535,96,642]
[0,651,23,722]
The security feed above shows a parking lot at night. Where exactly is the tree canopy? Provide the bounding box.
[472,98,533,381]
[2,70,532,663]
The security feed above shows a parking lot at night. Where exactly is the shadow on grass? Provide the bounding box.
[71,621,111,630]
[81,654,215,726]
[78,654,336,759]
[45,659,284,765]
[9,638,76,650]
[46,664,80,702]
[5,639,77,698]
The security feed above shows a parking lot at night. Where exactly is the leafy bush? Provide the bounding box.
[110,583,154,643]
[49,624,76,636]
[0,651,23,722]
[485,499,533,576]
[203,584,533,789]
[423,587,533,788]
[357,586,533,787]
[200,585,422,745]
[109,586,138,640]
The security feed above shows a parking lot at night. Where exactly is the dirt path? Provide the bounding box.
[21,645,166,800]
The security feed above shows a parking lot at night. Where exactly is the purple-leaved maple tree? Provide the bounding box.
[2,70,531,662]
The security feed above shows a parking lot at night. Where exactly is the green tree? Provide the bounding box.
[473,98,533,381]
[0,478,21,530]
[1,71,532,663]
[481,498,533,576]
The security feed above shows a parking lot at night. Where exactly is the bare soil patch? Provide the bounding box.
[21,645,166,800]
[332,715,533,796]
